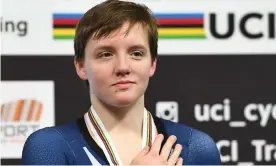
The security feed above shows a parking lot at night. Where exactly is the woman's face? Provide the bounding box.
[75,21,157,107]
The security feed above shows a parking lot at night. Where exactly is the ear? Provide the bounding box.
[74,58,88,80]
[149,58,157,77]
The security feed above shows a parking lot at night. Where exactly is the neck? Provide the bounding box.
[90,95,145,135]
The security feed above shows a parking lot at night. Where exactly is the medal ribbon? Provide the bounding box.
[84,105,156,166]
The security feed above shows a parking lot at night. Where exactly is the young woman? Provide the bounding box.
[22,0,221,165]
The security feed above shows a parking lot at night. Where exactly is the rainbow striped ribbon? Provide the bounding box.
[84,106,156,166]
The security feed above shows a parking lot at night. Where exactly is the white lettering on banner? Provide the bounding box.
[229,121,246,127]
[194,99,231,122]
[237,162,254,166]
[244,104,276,127]
[217,140,238,162]
[251,140,276,162]
[194,99,275,127]
[217,139,276,164]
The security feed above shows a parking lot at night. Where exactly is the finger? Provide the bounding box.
[160,135,177,160]
[176,157,183,166]
[167,144,182,165]
[139,146,150,156]
[149,134,164,155]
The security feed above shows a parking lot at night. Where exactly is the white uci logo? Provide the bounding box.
[156,101,179,123]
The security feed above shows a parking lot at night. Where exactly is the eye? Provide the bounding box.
[131,51,144,58]
[99,51,112,58]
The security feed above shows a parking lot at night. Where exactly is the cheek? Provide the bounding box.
[85,63,111,87]
[135,63,152,80]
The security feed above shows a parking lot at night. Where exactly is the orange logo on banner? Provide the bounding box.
[1,99,43,144]
[1,99,43,122]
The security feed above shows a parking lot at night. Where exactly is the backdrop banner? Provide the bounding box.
[1,55,275,165]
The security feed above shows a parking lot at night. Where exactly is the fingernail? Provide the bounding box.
[177,144,183,150]
[171,135,177,141]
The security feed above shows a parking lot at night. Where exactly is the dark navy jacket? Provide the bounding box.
[22,116,221,165]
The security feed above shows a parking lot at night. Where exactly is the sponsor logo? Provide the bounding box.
[155,13,205,39]
[156,101,179,122]
[52,13,81,40]
[1,81,55,159]
[1,99,43,144]
[52,12,275,40]
[1,99,43,123]
[209,12,275,39]
[52,12,205,40]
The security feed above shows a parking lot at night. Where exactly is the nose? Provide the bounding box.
[114,54,131,77]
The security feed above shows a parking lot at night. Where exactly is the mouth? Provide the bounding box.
[111,80,135,87]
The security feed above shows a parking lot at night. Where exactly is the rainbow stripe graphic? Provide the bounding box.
[156,13,206,39]
[53,13,82,39]
[52,13,206,40]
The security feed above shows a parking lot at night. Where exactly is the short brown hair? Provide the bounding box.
[74,0,158,61]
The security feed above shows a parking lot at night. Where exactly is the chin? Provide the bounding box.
[113,99,135,107]
[111,95,139,107]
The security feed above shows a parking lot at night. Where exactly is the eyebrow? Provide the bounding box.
[94,45,116,52]
[94,44,147,52]
[128,44,147,51]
